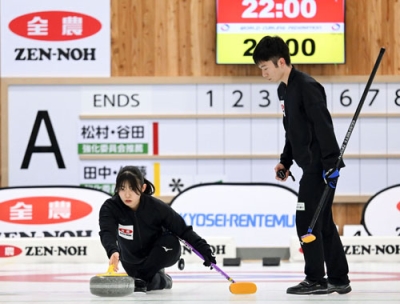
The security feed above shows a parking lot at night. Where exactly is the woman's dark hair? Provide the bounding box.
[114,166,155,195]
[252,35,291,66]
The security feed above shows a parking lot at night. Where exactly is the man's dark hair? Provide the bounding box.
[252,35,291,66]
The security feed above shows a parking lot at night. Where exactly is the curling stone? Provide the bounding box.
[90,265,135,297]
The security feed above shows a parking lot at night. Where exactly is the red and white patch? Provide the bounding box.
[118,224,133,240]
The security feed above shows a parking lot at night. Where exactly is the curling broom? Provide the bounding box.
[301,47,386,243]
[178,236,257,294]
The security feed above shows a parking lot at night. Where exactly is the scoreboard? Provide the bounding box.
[216,0,345,64]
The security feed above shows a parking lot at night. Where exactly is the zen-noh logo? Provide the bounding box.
[0,197,92,224]
[0,245,23,258]
[9,11,102,41]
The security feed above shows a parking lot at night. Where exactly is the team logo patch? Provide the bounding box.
[296,202,305,211]
[280,100,286,116]
[118,224,134,240]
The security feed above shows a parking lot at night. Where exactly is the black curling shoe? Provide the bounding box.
[327,283,352,294]
[158,268,173,290]
[286,279,328,295]
[134,278,147,293]
[161,273,173,289]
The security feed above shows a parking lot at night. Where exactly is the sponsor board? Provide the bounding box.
[290,236,400,262]
[0,237,107,264]
[0,0,110,76]
[170,183,298,247]
[362,184,400,236]
[0,237,235,265]
[0,186,111,238]
[180,237,236,264]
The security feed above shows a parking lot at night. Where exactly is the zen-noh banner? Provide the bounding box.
[0,0,110,77]
[0,186,111,238]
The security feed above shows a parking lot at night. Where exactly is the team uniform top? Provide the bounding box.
[99,194,206,264]
[278,67,344,171]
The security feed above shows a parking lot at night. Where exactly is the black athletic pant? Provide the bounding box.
[121,233,181,290]
[296,170,350,285]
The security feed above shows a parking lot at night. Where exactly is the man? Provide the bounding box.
[252,36,351,295]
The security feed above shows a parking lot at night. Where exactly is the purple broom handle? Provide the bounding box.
[177,236,236,283]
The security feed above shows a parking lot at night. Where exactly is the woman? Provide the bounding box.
[99,165,216,292]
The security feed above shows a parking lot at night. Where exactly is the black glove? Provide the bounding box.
[277,169,296,181]
[196,245,216,267]
[323,168,339,188]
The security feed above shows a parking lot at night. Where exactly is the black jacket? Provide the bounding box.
[99,194,207,264]
[278,67,344,171]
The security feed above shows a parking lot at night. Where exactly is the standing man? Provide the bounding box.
[252,36,351,295]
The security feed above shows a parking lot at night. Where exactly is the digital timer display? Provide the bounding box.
[216,0,345,64]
